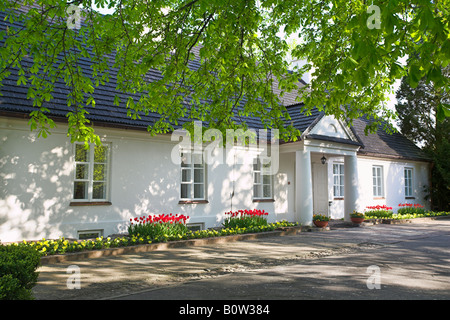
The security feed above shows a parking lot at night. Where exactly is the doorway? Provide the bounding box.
[312,162,329,216]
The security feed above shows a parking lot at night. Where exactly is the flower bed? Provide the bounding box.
[223,209,269,229]
[363,202,450,221]
[10,217,297,257]
[128,214,189,239]
[397,203,426,215]
[364,205,393,218]
[367,211,450,220]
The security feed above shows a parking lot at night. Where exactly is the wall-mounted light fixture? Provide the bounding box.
[321,154,327,165]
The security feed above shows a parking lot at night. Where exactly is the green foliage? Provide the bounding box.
[364,211,393,219]
[0,245,41,300]
[350,211,365,218]
[1,1,449,143]
[312,214,330,222]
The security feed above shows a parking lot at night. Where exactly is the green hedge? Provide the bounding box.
[0,245,41,300]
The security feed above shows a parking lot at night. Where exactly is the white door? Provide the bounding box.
[312,163,329,216]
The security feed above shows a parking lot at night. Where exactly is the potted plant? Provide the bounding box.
[313,214,330,228]
[350,211,365,224]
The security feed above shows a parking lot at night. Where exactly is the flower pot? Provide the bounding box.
[351,217,365,224]
[313,220,329,228]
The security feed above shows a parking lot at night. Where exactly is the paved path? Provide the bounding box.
[32,219,450,300]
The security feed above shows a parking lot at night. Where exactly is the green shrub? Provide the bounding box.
[0,245,41,300]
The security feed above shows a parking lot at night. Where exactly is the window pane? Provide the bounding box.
[74,181,88,199]
[253,185,261,198]
[75,144,89,162]
[263,174,271,185]
[93,164,106,181]
[194,168,203,183]
[263,185,271,198]
[93,182,106,199]
[75,164,89,180]
[254,172,261,184]
[181,169,191,182]
[340,186,344,197]
[194,184,204,198]
[253,158,260,171]
[181,184,190,199]
[181,153,190,167]
[94,145,108,162]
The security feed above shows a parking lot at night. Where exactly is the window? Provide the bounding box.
[253,157,272,199]
[404,168,413,197]
[73,143,110,201]
[333,163,344,198]
[77,229,103,240]
[372,165,384,197]
[180,152,206,200]
[187,223,204,232]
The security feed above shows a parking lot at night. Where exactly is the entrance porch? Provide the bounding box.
[281,139,361,226]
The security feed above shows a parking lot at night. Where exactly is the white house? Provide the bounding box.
[0,10,431,243]
[0,106,432,242]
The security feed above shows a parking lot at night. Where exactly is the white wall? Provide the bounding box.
[0,118,288,242]
[327,156,431,219]
[356,156,430,213]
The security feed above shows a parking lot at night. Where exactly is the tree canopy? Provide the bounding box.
[0,0,449,144]
[395,67,450,210]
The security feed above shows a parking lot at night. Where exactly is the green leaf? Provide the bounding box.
[436,104,450,122]
[408,64,422,88]
[16,75,27,86]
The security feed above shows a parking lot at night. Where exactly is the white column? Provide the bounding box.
[295,149,313,226]
[344,154,359,221]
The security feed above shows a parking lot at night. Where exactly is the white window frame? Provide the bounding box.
[73,142,111,202]
[372,165,384,197]
[404,167,414,198]
[333,163,345,198]
[180,152,206,201]
[253,157,273,200]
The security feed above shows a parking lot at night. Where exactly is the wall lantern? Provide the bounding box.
[321,155,327,165]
